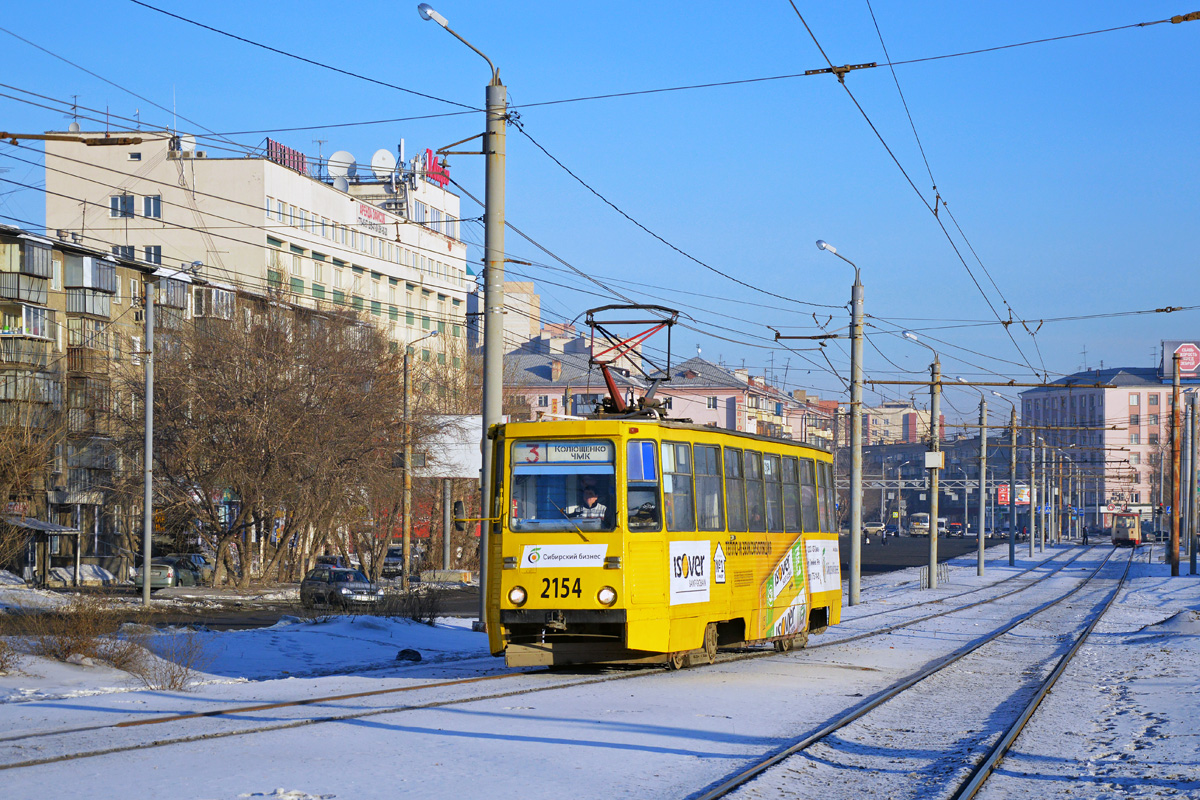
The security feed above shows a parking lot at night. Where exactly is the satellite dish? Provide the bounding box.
[179,134,197,152]
[68,121,81,133]
[333,176,350,193]
[328,150,356,179]
[370,149,396,182]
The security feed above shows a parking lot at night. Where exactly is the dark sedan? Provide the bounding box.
[299,567,385,609]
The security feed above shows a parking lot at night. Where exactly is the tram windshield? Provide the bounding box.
[509,440,616,532]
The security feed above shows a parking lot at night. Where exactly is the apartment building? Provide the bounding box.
[43,131,469,355]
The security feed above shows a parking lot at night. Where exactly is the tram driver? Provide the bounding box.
[567,481,615,529]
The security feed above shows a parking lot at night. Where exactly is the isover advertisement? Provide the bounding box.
[758,537,807,638]
[669,540,710,605]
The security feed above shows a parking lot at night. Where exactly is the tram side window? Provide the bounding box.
[783,456,802,532]
[745,451,766,532]
[764,454,784,532]
[724,447,747,532]
[819,461,836,532]
[799,458,820,532]
[695,444,724,531]
[626,439,661,531]
[662,442,696,531]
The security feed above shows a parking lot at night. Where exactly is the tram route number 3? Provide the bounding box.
[541,577,582,599]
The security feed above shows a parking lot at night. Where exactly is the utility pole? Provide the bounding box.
[814,240,863,605]
[418,3,505,626]
[141,280,155,606]
[977,395,987,575]
[1171,353,1181,575]
[1029,437,1038,558]
[929,359,942,588]
[1191,392,1198,575]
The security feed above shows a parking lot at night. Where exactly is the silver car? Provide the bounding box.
[300,567,384,608]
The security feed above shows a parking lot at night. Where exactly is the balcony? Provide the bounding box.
[66,290,112,318]
[0,273,48,304]
[0,239,53,279]
[67,407,110,435]
[67,346,108,374]
[63,256,118,294]
[0,336,51,368]
[157,277,187,309]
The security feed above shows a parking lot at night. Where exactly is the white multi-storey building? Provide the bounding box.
[43,132,469,358]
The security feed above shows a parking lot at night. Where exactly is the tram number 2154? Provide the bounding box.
[541,577,582,599]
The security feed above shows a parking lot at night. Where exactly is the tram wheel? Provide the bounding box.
[774,635,794,653]
[793,629,810,650]
[703,623,718,665]
[668,651,688,670]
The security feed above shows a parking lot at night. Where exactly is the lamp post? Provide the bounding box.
[140,261,201,606]
[419,4,505,626]
[957,377,987,576]
[816,240,864,604]
[991,391,1018,565]
[902,331,941,588]
[402,329,439,590]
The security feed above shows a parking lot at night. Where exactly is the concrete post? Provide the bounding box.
[141,280,154,606]
[928,359,941,588]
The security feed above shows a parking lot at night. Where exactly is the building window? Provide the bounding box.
[128,152,141,161]
[111,245,134,260]
[143,245,162,265]
[110,195,134,218]
[277,200,285,220]
[537,395,549,407]
[706,396,718,409]
[1129,433,1140,445]
[1130,413,1140,426]
[1129,393,1139,406]
[1130,453,1141,465]
[1148,413,1158,426]
[143,195,162,218]
[1149,433,1159,445]
[1149,394,1159,406]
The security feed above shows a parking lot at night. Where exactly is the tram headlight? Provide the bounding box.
[508,586,527,607]
[597,586,617,607]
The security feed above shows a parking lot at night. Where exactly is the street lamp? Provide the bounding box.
[991,390,1018,566]
[140,260,202,606]
[419,4,505,627]
[956,377,987,577]
[816,240,864,605]
[402,329,439,590]
[902,331,942,588]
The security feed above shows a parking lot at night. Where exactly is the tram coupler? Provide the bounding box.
[544,610,568,632]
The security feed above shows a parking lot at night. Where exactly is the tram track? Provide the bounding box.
[692,545,1133,800]
[0,545,1111,774]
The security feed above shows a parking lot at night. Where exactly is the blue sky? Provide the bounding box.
[1,1,1197,421]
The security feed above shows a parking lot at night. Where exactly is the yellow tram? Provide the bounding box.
[484,418,842,667]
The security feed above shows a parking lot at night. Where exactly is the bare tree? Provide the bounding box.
[0,377,63,570]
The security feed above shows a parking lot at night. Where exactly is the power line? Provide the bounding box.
[126,0,477,112]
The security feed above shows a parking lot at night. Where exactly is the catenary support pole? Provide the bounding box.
[1009,406,1017,565]
[1171,353,1181,576]
[978,396,987,575]
[1191,392,1198,575]
[443,478,452,570]
[1029,436,1038,558]
[848,272,864,605]
[929,360,941,588]
[141,280,154,607]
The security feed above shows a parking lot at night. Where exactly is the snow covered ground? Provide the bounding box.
[0,542,1195,800]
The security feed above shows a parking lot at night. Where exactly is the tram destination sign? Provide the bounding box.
[514,441,613,464]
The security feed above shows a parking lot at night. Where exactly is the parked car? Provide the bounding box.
[167,552,215,583]
[314,554,350,569]
[948,522,965,538]
[299,567,385,609]
[133,557,203,590]
[884,524,901,537]
[380,546,404,579]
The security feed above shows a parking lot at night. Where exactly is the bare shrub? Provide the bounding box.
[22,595,120,661]
[137,628,211,691]
[379,587,443,626]
[0,638,18,672]
[292,603,334,625]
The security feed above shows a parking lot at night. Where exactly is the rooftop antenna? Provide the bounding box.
[312,138,327,177]
[172,86,176,136]
[134,108,140,129]
[696,344,701,358]
[1081,345,1088,371]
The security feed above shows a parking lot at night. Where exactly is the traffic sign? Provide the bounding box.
[1175,342,1200,375]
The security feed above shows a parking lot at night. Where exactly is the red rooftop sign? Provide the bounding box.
[424,148,450,187]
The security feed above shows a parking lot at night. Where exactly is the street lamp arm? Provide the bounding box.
[816,240,860,284]
[418,4,500,84]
